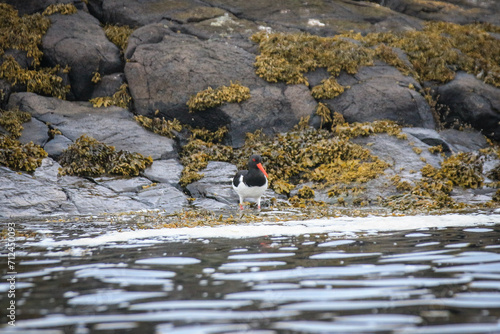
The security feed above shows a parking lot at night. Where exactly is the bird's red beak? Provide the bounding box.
[257,163,268,178]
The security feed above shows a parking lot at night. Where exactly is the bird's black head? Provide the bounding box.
[248,154,262,167]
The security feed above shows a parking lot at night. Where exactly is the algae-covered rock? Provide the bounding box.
[58,135,153,177]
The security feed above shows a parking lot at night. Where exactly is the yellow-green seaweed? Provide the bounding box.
[0,134,47,172]
[187,82,250,112]
[134,115,182,139]
[58,135,152,177]
[90,84,132,109]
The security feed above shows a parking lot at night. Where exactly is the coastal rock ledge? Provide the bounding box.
[0,0,499,218]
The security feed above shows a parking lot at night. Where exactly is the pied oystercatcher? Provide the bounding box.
[232,154,268,210]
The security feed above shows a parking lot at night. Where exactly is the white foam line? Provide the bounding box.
[30,214,500,248]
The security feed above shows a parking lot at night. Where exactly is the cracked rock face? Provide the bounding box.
[0,0,499,218]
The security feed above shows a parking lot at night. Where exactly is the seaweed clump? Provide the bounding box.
[384,152,485,211]
[187,82,250,112]
[58,135,152,177]
[179,127,233,187]
[235,124,390,197]
[90,84,132,109]
[104,24,134,54]
[42,3,78,16]
[0,108,47,172]
[134,115,182,139]
[0,135,47,172]
[0,109,31,138]
[251,21,500,93]
[0,4,71,99]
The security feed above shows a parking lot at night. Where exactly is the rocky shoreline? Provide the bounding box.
[1,0,500,219]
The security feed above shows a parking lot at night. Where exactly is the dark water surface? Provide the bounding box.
[1,217,500,334]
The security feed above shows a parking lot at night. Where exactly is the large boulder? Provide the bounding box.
[86,0,202,27]
[369,0,500,25]
[437,72,500,142]
[125,34,317,146]
[8,92,176,160]
[0,163,77,218]
[203,0,422,35]
[324,64,436,129]
[42,10,122,101]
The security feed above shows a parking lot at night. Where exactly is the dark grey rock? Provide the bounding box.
[142,159,183,185]
[90,73,126,99]
[125,34,261,119]
[186,161,237,205]
[2,0,86,15]
[8,92,176,160]
[18,117,49,147]
[136,183,188,213]
[437,72,500,142]
[439,128,490,153]
[42,10,122,100]
[43,135,73,159]
[124,23,173,60]
[403,128,452,154]
[0,80,11,109]
[125,34,317,146]
[203,0,422,35]
[94,176,153,193]
[0,165,77,218]
[327,65,435,129]
[86,0,202,27]
[220,84,317,147]
[369,0,500,25]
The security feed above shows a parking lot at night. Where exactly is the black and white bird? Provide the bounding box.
[232,154,268,210]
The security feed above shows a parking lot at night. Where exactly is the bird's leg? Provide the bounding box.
[257,197,261,210]
[239,197,244,210]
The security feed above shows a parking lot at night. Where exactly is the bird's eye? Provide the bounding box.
[252,158,256,162]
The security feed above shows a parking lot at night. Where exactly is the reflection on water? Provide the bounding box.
[1,218,500,333]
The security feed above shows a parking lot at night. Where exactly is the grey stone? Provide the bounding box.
[43,135,73,159]
[439,128,490,153]
[125,34,317,146]
[437,72,500,142]
[186,161,237,205]
[142,159,183,185]
[18,117,49,147]
[90,73,127,99]
[0,166,77,218]
[95,176,153,193]
[136,183,188,213]
[327,65,435,129]
[42,10,122,100]
[8,92,176,160]
[62,182,149,215]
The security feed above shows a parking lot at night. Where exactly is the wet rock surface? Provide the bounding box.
[0,0,499,218]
